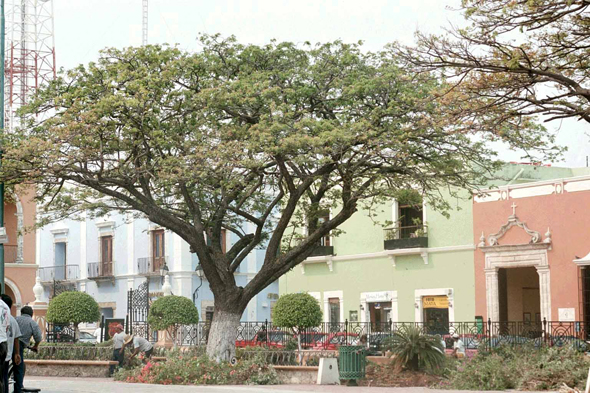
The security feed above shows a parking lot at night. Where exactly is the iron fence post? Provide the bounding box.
[265,319,269,348]
[345,318,348,345]
[543,318,548,345]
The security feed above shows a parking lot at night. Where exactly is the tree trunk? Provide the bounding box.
[206,309,242,362]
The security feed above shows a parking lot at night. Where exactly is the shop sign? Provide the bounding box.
[422,295,449,309]
[365,291,391,302]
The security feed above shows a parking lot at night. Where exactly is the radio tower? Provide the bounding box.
[4,0,56,131]
[142,0,148,46]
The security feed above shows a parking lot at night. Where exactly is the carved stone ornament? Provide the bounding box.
[488,215,541,246]
[478,232,486,248]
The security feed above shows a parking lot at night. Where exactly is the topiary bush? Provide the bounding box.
[147,295,199,342]
[383,325,445,371]
[47,291,100,341]
[273,293,322,355]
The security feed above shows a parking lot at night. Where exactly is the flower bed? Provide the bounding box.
[114,353,279,385]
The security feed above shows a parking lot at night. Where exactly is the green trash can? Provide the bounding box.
[338,345,366,385]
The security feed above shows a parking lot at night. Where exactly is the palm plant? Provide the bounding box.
[385,325,445,371]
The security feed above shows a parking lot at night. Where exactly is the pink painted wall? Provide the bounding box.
[473,190,590,321]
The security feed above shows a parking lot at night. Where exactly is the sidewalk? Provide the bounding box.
[25,377,556,393]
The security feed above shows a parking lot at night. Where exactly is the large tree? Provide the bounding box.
[0,36,555,361]
[397,0,590,135]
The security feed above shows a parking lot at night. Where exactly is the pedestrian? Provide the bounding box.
[93,325,103,344]
[451,333,465,358]
[111,324,126,373]
[0,297,10,393]
[124,335,153,362]
[15,306,42,393]
[1,295,21,393]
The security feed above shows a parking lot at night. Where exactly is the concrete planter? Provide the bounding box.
[273,365,319,384]
[25,360,119,378]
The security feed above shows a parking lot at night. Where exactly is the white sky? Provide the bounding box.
[53,0,589,168]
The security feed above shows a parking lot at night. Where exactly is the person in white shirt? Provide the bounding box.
[451,333,466,358]
[93,326,103,344]
[124,335,153,362]
[1,295,21,393]
[111,325,126,372]
[0,297,10,393]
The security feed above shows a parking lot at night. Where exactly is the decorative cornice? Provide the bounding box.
[480,242,551,254]
[487,214,542,246]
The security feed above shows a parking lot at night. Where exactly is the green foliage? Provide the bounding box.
[46,292,100,326]
[272,293,322,331]
[392,189,423,208]
[147,295,199,331]
[27,345,112,361]
[383,325,445,371]
[114,354,279,385]
[442,345,590,391]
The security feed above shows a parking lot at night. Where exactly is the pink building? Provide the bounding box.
[473,172,590,325]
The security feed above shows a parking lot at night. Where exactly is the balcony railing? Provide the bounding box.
[309,245,334,257]
[39,265,80,282]
[88,261,114,279]
[137,257,167,275]
[3,244,18,263]
[383,224,428,250]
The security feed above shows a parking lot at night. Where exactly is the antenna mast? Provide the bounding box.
[142,0,148,46]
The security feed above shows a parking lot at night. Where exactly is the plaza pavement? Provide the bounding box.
[25,377,556,393]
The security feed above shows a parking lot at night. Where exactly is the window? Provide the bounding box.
[398,204,423,239]
[318,212,330,247]
[54,242,67,280]
[152,229,165,271]
[329,298,340,324]
[100,236,113,276]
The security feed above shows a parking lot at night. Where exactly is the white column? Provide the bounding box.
[485,268,500,321]
[126,215,135,275]
[80,212,87,279]
[536,266,552,321]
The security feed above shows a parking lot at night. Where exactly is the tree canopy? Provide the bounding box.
[0,35,556,360]
[148,295,199,331]
[272,293,322,331]
[397,0,590,137]
[47,291,100,326]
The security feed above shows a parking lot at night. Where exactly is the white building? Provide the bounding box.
[36,212,279,324]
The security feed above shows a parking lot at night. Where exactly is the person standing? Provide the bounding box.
[111,325,125,373]
[15,306,42,393]
[0,297,10,393]
[1,295,21,393]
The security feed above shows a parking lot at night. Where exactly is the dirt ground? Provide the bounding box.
[359,362,442,388]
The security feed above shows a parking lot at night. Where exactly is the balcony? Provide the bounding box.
[87,261,114,281]
[310,245,334,257]
[138,257,167,276]
[383,225,428,250]
[39,265,80,282]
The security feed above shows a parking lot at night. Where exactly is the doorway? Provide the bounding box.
[368,302,392,331]
[422,295,449,335]
[498,267,540,322]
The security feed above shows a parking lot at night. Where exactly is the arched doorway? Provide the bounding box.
[4,278,23,316]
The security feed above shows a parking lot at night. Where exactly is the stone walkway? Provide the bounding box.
[25,377,556,393]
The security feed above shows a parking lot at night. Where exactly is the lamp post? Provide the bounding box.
[192,264,204,304]
[159,263,169,285]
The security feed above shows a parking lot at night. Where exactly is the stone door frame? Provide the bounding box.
[481,243,551,322]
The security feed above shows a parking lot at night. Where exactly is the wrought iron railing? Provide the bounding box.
[384,224,428,240]
[137,256,167,274]
[45,322,76,343]
[169,319,590,351]
[87,261,114,278]
[3,244,18,263]
[39,265,80,282]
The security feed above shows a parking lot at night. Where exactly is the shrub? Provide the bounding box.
[383,325,445,371]
[114,353,279,385]
[442,345,590,391]
[47,292,100,340]
[273,293,322,354]
[147,295,199,333]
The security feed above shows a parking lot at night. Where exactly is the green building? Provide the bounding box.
[279,164,590,327]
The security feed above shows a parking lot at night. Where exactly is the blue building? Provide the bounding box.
[36,212,279,325]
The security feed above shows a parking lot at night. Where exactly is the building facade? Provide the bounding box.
[4,191,37,315]
[279,189,477,327]
[36,212,278,323]
[473,167,590,324]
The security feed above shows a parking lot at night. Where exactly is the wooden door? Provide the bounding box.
[152,230,165,271]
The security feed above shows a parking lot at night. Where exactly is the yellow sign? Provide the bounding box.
[422,296,449,309]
